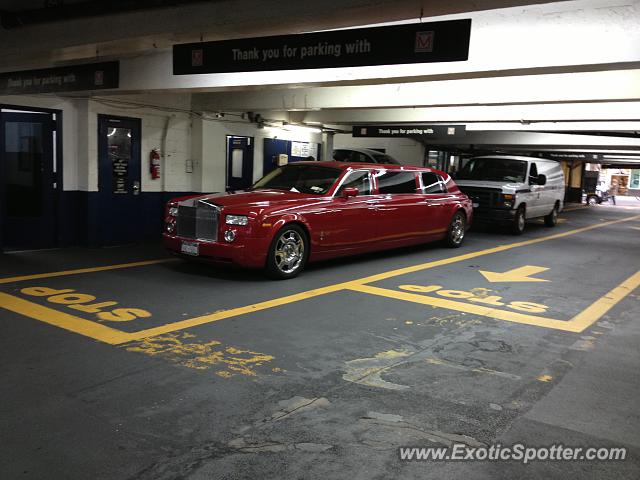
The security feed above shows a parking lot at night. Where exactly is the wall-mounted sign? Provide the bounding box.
[534,152,603,162]
[0,61,119,95]
[353,125,466,138]
[174,19,471,74]
[291,141,318,158]
[112,156,129,194]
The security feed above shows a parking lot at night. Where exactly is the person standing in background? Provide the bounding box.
[609,180,619,205]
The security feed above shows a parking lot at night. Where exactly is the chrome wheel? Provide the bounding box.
[445,212,466,248]
[451,214,465,245]
[274,230,305,274]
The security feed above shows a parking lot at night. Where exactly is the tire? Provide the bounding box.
[587,195,598,206]
[444,211,466,248]
[511,206,526,235]
[544,204,558,227]
[265,224,309,279]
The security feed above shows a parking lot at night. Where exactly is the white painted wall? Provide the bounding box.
[1,93,195,193]
[197,120,323,192]
[87,94,193,192]
[333,134,425,166]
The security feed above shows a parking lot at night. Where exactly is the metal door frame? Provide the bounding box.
[0,104,63,251]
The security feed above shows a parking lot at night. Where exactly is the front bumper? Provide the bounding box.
[471,207,517,224]
[163,234,268,268]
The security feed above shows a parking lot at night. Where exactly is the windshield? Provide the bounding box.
[252,165,342,194]
[457,158,527,183]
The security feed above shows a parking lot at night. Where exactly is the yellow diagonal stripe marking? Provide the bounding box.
[0,292,132,344]
[346,284,581,332]
[0,258,177,285]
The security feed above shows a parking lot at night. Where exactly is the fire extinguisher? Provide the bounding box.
[150,148,161,179]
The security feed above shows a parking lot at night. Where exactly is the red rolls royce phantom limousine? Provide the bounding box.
[164,162,473,279]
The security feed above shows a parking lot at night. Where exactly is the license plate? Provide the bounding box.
[181,241,199,256]
[472,202,479,208]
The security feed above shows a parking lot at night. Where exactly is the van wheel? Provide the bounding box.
[544,204,559,227]
[587,195,598,206]
[511,207,526,235]
[444,211,466,248]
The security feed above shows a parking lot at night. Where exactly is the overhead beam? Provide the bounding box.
[192,69,640,111]
[300,102,640,124]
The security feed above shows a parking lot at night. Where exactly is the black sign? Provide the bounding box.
[174,20,471,74]
[112,157,129,194]
[0,61,119,95]
[353,125,466,138]
[534,152,603,162]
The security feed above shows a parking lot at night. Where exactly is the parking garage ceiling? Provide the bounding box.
[1,0,638,164]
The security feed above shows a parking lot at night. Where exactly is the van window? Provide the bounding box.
[377,171,417,194]
[529,163,538,178]
[457,157,527,183]
[422,172,447,193]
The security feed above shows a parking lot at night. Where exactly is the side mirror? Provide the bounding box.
[529,174,546,186]
[536,174,547,186]
[342,187,359,198]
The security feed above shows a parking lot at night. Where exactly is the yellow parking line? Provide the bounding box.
[2,213,639,343]
[121,213,640,342]
[120,283,350,342]
[347,270,640,333]
[0,259,177,285]
[0,292,132,344]
[347,284,579,331]
[569,270,640,332]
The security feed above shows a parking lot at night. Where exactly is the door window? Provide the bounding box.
[376,171,417,194]
[421,172,447,193]
[108,127,132,194]
[231,149,244,178]
[4,121,43,216]
[335,170,372,196]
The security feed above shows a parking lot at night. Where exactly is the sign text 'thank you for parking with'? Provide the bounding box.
[173,19,471,74]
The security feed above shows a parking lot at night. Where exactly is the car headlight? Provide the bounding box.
[226,214,249,226]
[168,206,178,217]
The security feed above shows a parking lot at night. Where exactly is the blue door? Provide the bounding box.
[0,112,56,250]
[97,115,142,245]
[226,136,254,191]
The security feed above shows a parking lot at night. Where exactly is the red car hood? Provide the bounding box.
[172,189,326,212]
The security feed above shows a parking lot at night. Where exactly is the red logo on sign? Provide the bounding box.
[94,70,104,86]
[415,31,434,52]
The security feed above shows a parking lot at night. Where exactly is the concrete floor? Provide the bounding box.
[1,202,639,479]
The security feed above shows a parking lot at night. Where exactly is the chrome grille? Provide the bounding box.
[195,201,219,241]
[458,187,501,208]
[176,201,219,241]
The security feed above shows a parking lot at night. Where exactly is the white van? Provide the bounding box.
[454,155,565,234]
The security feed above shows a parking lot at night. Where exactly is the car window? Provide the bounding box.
[457,158,527,183]
[376,171,418,194]
[335,170,372,196]
[421,172,447,193]
[252,165,341,194]
[529,163,538,177]
[372,153,400,165]
[350,152,369,163]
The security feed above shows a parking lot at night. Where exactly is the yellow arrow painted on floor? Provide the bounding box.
[479,265,550,283]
